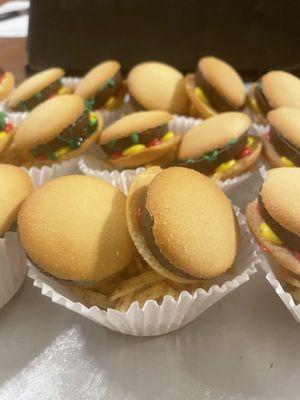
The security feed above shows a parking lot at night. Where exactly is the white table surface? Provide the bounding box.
[0,171,299,400]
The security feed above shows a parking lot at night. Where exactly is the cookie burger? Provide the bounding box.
[247,168,300,302]
[7,68,69,112]
[126,167,239,283]
[127,62,189,114]
[18,175,134,287]
[0,164,32,237]
[263,107,300,168]
[248,71,300,125]
[75,60,126,110]
[0,67,15,100]
[176,112,262,180]
[185,56,246,119]
[99,111,180,168]
[14,94,103,166]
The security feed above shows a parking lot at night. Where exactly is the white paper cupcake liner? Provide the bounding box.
[23,157,80,188]
[0,232,27,309]
[27,179,259,337]
[259,255,300,324]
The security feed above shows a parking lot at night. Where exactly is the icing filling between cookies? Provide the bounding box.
[89,71,124,110]
[266,126,300,167]
[103,124,174,159]
[137,197,199,280]
[194,68,240,112]
[177,133,258,174]
[13,79,68,112]
[30,108,98,161]
[258,195,300,251]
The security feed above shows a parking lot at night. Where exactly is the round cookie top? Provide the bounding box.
[0,164,32,237]
[179,112,251,160]
[18,175,134,282]
[14,94,85,150]
[261,168,300,237]
[262,71,300,110]
[267,107,300,148]
[146,167,238,278]
[100,110,171,144]
[74,60,121,99]
[127,62,189,114]
[198,57,246,108]
[8,68,64,108]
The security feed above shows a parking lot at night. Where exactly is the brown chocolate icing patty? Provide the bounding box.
[258,195,300,251]
[177,133,247,173]
[13,80,62,112]
[103,124,169,155]
[30,108,97,160]
[194,68,237,112]
[94,71,123,109]
[139,196,198,280]
[268,126,300,166]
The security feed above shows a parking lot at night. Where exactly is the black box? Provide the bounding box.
[28,0,300,79]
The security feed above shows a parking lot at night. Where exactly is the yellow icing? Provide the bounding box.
[0,131,8,139]
[122,144,146,156]
[54,146,70,159]
[280,156,295,167]
[260,223,282,245]
[193,86,209,104]
[215,159,236,173]
[89,112,97,123]
[105,96,116,109]
[246,136,255,148]
[162,131,174,141]
[57,86,69,95]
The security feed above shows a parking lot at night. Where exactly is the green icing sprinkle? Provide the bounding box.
[186,158,196,164]
[31,148,40,158]
[35,91,42,99]
[130,133,139,144]
[106,139,117,149]
[228,137,238,145]
[89,118,98,128]
[0,112,6,130]
[203,149,218,162]
[19,102,29,112]
[106,77,115,87]
[85,98,95,111]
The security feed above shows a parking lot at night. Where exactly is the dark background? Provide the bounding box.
[28,0,300,79]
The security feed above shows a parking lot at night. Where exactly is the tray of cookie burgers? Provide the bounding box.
[2,55,300,336]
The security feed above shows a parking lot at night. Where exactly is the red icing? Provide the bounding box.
[238,147,252,159]
[136,207,141,223]
[147,138,161,147]
[110,151,122,159]
[292,250,300,261]
[5,122,13,132]
[260,244,270,253]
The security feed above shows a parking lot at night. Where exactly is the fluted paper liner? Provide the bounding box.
[259,255,300,324]
[0,232,27,309]
[27,191,259,336]
[23,158,80,188]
